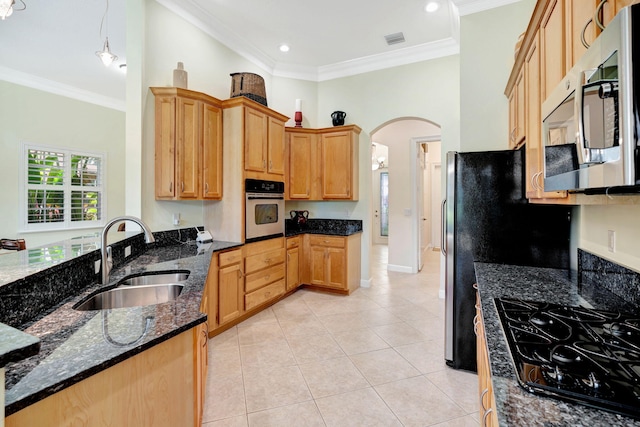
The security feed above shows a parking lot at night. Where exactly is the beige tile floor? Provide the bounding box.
[202,245,480,426]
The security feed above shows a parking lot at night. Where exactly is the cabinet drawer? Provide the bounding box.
[308,235,345,248]
[244,237,284,257]
[245,248,286,274]
[219,248,243,267]
[245,263,285,293]
[245,279,285,311]
[286,236,301,249]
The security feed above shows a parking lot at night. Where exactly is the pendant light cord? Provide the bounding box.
[98,0,110,40]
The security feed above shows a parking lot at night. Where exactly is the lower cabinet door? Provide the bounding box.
[218,263,242,325]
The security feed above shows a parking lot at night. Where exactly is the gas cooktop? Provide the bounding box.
[495,297,640,419]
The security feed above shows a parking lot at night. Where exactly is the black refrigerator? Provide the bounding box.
[443,149,572,372]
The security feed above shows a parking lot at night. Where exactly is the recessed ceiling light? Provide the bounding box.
[425,1,440,13]
[279,44,290,53]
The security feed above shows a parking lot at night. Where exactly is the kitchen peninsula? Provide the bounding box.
[1,228,241,426]
[2,218,362,425]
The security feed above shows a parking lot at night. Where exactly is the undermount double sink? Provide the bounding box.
[74,271,190,311]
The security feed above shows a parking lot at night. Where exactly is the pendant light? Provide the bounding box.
[0,0,26,20]
[95,0,117,67]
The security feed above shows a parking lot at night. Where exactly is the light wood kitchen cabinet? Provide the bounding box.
[218,248,244,326]
[151,87,223,201]
[285,125,361,201]
[194,322,208,427]
[244,238,286,311]
[475,291,497,427]
[321,129,359,199]
[540,0,566,101]
[508,69,526,149]
[286,130,315,199]
[6,329,197,427]
[524,32,567,200]
[602,0,640,27]
[243,105,287,181]
[286,236,301,291]
[303,233,361,294]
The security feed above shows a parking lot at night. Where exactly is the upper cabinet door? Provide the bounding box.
[244,108,268,173]
[288,132,313,199]
[202,102,223,199]
[267,117,285,176]
[176,97,200,199]
[154,95,176,199]
[321,131,353,199]
[540,0,566,101]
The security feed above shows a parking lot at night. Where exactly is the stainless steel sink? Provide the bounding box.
[119,271,190,286]
[74,283,185,311]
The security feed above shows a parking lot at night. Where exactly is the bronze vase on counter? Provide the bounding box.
[290,210,309,228]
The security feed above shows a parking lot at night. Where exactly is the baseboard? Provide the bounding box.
[439,289,446,299]
[360,277,372,288]
[387,264,413,273]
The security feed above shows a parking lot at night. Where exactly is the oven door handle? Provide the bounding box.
[247,196,285,200]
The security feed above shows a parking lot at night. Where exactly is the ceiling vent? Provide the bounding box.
[384,32,405,46]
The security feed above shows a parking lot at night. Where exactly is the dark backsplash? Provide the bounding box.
[0,228,200,328]
[285,218,363,236]
[578,249,640,310]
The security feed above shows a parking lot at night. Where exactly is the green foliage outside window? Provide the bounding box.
[27,149,102,225]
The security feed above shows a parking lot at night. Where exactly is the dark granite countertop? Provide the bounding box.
[285,218,363,237]
[474,263,640,426]
[0,324,40,369]
[4,239,241,416]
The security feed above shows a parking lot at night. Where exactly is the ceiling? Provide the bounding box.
[0,0,519,110]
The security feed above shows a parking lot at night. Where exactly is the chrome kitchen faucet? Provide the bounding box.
[100,216,155,284]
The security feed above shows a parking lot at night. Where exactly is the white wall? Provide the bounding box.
[579,204,640,271]
[460,0,536,152]
[0,81,126,248]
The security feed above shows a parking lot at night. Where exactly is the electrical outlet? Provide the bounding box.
[124,245,131,258]
[608,230,616,253]
[94,260,101,274]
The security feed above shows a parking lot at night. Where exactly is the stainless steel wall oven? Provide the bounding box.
[245,179,285,242]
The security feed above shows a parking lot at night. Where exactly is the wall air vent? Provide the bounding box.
[384,32,406,46]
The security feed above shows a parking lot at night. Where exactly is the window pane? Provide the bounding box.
[380,172,389,237]
[28,149,65,186]
[27,189,65,223]
[71,191,101,221]
[71,155,101,187]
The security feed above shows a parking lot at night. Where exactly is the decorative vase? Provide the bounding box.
[331,111,346,126]
[173,62,188,89]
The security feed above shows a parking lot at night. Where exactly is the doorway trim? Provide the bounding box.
[411,135,441,273]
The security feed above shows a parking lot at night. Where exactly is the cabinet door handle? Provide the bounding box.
[581,18,593,49]
[269,160,273,170]
[205,182,209,194]
[263,159,267,169]
[181,181,185,192]
[169,182,173,193]
[594,0,607,31]
[480,388,489,412]
[482,408,493,427]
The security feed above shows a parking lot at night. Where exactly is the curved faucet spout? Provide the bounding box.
[101,216,155,284]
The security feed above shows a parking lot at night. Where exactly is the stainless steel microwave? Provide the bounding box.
[542,4,639,193]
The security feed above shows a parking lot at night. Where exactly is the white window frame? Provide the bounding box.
[20,142,107,232]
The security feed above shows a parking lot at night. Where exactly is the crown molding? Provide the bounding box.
[154,0,277,74]
[313,38,460,82]
[452,0,523,16]
[0,66,125,111]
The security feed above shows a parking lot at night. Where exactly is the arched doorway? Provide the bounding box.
[370,117,441,273]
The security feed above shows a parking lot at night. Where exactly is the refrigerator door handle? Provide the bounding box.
[440,199,447,256]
